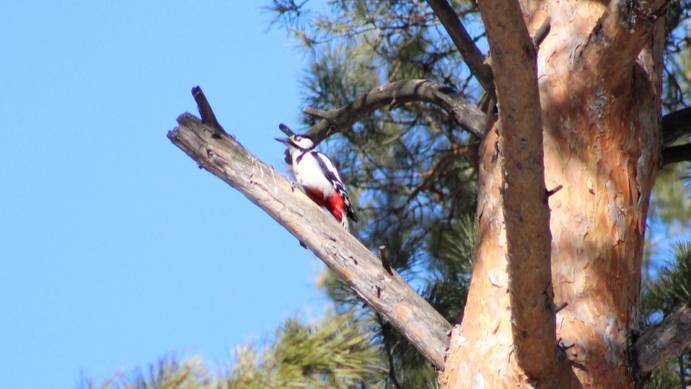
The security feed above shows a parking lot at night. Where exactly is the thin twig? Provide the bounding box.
[531,17,551,49]
[425,0,494,95]
[379,245,393,275]
[376,313,403,389]
[554,302,568,313]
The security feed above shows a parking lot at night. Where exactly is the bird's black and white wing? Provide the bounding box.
[311,151,359,222]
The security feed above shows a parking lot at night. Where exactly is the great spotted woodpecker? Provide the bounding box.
[275,124,358,230]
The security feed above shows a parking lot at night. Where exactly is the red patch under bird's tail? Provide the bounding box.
[326,192,349,230]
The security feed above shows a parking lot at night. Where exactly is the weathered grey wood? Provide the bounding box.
[635,305,691,375]
[167,113,452,369]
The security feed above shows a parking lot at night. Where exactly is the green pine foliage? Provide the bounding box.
[642,244,691,388]
[647,243,691,314]
[78,358,211,389]
[646,356,685,389]
[80,312,385,389]
[226,312,385,388]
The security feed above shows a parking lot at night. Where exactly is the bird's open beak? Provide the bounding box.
[275,137,290,145]
[278,123,295,136]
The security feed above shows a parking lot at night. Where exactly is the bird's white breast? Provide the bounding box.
[292,152,334,199]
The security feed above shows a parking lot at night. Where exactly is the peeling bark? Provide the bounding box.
[442,0,573,386]
[440,0,665,387]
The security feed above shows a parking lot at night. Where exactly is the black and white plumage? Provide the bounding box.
[275,124,358,230]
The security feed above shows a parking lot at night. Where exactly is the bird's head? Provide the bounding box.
[275,124,315,151]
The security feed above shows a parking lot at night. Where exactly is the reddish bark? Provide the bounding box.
[441,0,665,386]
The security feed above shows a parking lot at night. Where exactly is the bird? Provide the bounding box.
[275,123,358,231]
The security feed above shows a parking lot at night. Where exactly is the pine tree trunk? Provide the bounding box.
[441,2,664,387]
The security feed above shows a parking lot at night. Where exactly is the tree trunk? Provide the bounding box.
[441,1,664,387]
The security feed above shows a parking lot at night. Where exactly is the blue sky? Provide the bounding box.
[0,1,329,387]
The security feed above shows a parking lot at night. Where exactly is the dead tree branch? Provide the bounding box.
[659,107,691,165]
[304,79,487,143]
[662,143,691,165]
[167,91,452,369]
[425,0,494,95]
[662,107,691,146]
[635,305,691,375]
[478,0,566,383]
[192,86,226,136]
